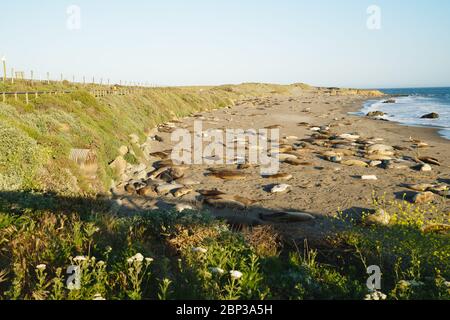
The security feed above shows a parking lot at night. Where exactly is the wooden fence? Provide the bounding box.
[1,88,143,104]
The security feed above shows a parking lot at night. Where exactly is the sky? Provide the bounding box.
[1,0,450,88]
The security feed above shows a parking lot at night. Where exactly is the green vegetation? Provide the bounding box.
[0,81,446,300]
[1,82,293,194]
[0,191,448,300]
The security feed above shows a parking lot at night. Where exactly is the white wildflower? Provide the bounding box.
[93,293,106,300]
[133,253,144,262]
[145,257,154,264]
[364,291,387,300]
[210,267,225,275]
[192,247,208,254]
[36,264,46,271]
[73,256,87,262]
[127,258,134,264]
[230,270,243,280]
[97,260,105,267]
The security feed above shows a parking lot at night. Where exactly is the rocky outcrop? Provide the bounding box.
[421,112,439,119]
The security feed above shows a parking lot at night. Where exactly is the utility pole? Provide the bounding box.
[31,70,34,84]
[1,56,6,82]
[47,72,50,84]
[11,68,14,84]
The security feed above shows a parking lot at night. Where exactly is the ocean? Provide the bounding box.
[355,87,450,140]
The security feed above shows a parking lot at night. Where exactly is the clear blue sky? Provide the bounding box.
[1,0,450,88]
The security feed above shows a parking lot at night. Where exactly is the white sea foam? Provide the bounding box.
[354,92,450,140]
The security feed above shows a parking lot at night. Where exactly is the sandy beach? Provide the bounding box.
[115,88,450,243]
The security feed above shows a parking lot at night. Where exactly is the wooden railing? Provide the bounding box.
[1,88,143,104]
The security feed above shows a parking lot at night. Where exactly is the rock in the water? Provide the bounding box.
[421,112,439,119]
[259,211,315,223]
[413,191,435,204]
[270,184,291,193]
[382,99,396,104]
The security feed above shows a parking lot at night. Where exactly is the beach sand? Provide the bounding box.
[116,88,450,243]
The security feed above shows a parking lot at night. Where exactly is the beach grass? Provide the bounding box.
[0,191,448,300]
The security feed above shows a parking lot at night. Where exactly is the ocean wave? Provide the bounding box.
[354,92,450,140]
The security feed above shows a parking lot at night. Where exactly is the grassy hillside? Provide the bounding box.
[0,82,303,194]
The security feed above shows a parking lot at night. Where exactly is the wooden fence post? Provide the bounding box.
[35,92,38,99]
[2,92,5,103]
[25,92,29,104]
[14,92,18,101]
